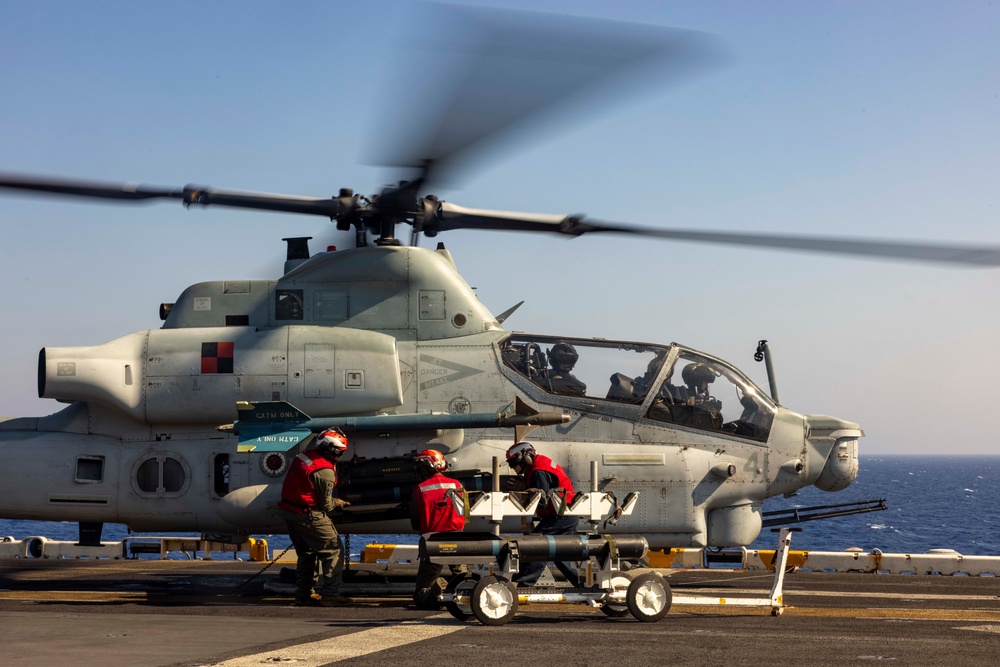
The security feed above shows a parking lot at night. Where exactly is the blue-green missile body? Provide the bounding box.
[229,397,569,452]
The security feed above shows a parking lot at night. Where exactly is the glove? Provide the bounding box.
[524,488,546,508]
[332,498,351,510]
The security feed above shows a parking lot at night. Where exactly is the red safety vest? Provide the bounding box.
[279,449,337,513]
[412,473,466,533]
[525,454,576,517]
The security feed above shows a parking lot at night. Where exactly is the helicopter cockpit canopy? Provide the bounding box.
[499,335,775,442]
[645,350,775,442]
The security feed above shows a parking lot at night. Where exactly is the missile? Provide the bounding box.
[419,532,648,562]
[222,396,570,452]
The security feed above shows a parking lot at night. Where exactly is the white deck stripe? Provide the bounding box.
[683,587,1000,602]
[209,614,464,666]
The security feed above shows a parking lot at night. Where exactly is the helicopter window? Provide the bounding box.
[134,455,189,496]
[314,290,349,322]
[275,289,304,320]
[212,454,229,496]
[75,456,104,483]
[499,336,667,403]
[214,454,230,497]
[645,352,774,442]
[136,459,159,493]
[162,458,185,493]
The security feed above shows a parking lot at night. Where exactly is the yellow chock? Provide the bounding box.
[249,538,270,562]
[363,544,397,563]
[646,548,677,568]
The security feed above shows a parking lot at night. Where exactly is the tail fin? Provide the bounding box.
[234,400,313,453]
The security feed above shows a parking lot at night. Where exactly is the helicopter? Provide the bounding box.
[2,4,999,551]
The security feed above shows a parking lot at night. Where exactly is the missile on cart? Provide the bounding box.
[419,532,649,563]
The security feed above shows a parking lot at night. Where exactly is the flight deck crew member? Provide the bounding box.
[506,441,582,588]
[279,429,353,607]
[411,449,467,609]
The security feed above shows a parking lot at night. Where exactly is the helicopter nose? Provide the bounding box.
[815,435,862,491]
[803,415,863,492]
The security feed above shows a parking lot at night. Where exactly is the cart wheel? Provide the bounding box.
[443,573,480,622]
[600,571,634,618]
[470,575,519,626]
[626,572,671,622]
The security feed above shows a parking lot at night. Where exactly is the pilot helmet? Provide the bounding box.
[548,342,579,367]
[681,362,715,388]
[506,441,536,469]
[641,352,668,380]
[415,449,448,473]
[315,428,349,458]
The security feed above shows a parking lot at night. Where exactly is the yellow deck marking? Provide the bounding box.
[0,591,147,602]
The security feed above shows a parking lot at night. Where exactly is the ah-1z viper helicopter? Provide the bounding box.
[2,6,998,551]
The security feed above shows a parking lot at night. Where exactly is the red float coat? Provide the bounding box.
[411,473,466,534]
[278,449,337,513]
[524,454,576,517]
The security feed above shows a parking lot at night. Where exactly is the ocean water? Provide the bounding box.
[748,455,1000,555]
[2,455,997,558]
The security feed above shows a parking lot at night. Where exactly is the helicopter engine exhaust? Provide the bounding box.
[38,332,147,418]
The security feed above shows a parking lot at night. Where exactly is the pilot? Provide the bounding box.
[680,362,723,429]
[682,362,718,404]
[506,442,582,588]
[410,449,467,609]
[278,428,353,607]
[631,352,677,402]
[544,342,587,397]
[646,365,684,421]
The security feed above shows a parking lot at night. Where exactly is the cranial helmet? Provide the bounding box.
[415,449,447,473]
[506,441,536,469]
[548,342,579,366]
[315,428,349,457]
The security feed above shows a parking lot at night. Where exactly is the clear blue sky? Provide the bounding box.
[1,1,998,455]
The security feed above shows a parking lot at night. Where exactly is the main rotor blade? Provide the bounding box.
[372,5,725,189]
[602,225,1000,267]
[0,173,184,201]
[433,202,1000,267]
[0,173,349,218]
